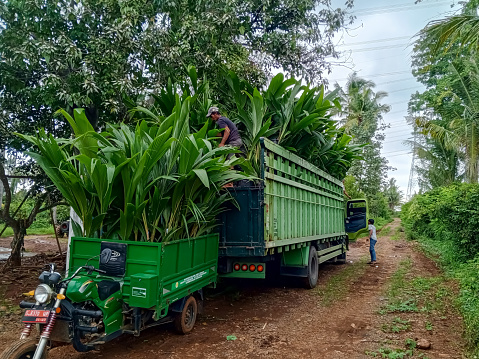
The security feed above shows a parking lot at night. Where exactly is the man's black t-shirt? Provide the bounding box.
[216,116,241,145]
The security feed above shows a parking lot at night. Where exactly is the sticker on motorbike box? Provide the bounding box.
[22,309,50,323]
[132,287,146,298]
[171,270,208,290]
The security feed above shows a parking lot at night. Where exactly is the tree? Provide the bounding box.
[336,73,391,196]
[0,0,355,266]
[411,2,479,184]
[384,178,403,210]
[415,0,479,57]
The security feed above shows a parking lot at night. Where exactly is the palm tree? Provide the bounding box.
[415,60,479,183]
[338,73,390,135]
[417,2,479,56]
[384,178,403,210]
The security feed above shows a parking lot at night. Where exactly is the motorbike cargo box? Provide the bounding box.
[130,273,158,308]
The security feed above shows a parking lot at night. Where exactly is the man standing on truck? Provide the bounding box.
[368,218,377,265]
[207,106,244,152]
[207,106,245,187]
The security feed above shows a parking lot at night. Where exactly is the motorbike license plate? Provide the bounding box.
[22,309,50,324]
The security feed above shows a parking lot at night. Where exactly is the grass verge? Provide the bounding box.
[0,227,55,238]
[413,235,479,355]
[315,257,368,306]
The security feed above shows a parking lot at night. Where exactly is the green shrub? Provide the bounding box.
[402,183,479,354]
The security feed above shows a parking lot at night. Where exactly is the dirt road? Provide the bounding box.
[0,219,467,358]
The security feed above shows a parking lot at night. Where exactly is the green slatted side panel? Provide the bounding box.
[263,139,345,243]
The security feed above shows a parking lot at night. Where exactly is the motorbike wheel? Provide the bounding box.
[174,296,197,334]
[0,339,47,359]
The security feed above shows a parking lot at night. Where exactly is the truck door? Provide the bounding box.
[345,199,368,240]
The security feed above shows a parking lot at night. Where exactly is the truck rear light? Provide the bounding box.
[241,264,248,271]
[257,265,264,272]
[234,264,240,271]
[249,264,256,272]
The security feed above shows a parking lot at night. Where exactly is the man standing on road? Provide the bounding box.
[368,218,377,265]
[206,106,244,151]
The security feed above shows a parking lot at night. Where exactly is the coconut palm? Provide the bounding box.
[415,60,479,183]
[416,2,479,56]
[339,73,390,133]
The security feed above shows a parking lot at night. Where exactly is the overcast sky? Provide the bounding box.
[328,0,461,199]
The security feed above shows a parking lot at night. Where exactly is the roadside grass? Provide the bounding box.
[413,235,479,355]
[366,338,433,359]
[0,227,55,238]
[365,338,429,359]
[380,226,392,236]
[391,227,404,241]
[379,258,451,315]
[381,317,411,333]
[370,250,455,358]
[376,217,394,232]
[314,257,368,306]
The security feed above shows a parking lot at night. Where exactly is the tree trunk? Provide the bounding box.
[9,225,25,267]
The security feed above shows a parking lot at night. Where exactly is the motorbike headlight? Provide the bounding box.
[34,284,53,304]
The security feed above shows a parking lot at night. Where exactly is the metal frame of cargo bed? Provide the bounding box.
[218,138,349,275]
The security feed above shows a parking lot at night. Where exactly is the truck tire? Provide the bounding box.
[55,225,64,238]
[0,339,47,359]
[174,296,197,334]
[303,246,319,289]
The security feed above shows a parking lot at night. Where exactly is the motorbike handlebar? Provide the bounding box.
[82,265,107,274]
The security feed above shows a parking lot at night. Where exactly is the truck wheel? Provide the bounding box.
[55,225,64,238]
[0,339,47,359]
[303,246,319,289]
[174,296,197,334]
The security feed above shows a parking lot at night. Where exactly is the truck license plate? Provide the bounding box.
[22,309,50,323]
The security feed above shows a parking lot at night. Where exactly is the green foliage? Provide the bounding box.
[402,184,479,354]
[366,347,413,359]
[20,104,249,242]
[0,0,355,150]
[337,73,392,196]
[384,178,403,210]
[402,184,479,259]
[381,317,411,334]
[223,72,363,178]
[369,193,392,220]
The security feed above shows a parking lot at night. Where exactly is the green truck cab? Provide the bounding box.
[218,138,367,288]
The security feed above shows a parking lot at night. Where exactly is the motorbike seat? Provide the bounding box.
[97,280,121,301]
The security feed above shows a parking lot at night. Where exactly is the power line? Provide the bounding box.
[388,152,413,158]
[352,0,448,14]
[383,148,413,155]
[376,78,418,86]
[337,36,412,47]
[329,70,411,83]
[350,43,409,53]
[388,86,423,94]
[353,0,451,16]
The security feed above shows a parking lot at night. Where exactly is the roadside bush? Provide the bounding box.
[402,184,479,260]
[402,183,479,354]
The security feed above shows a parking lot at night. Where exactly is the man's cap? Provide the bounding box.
[206,106,220,118]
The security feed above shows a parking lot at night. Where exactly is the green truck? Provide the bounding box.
[219,138,367,288]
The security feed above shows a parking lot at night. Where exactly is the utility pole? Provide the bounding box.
[406,116,417,201]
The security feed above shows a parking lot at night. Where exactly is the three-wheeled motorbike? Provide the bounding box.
[0,234,218,359]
